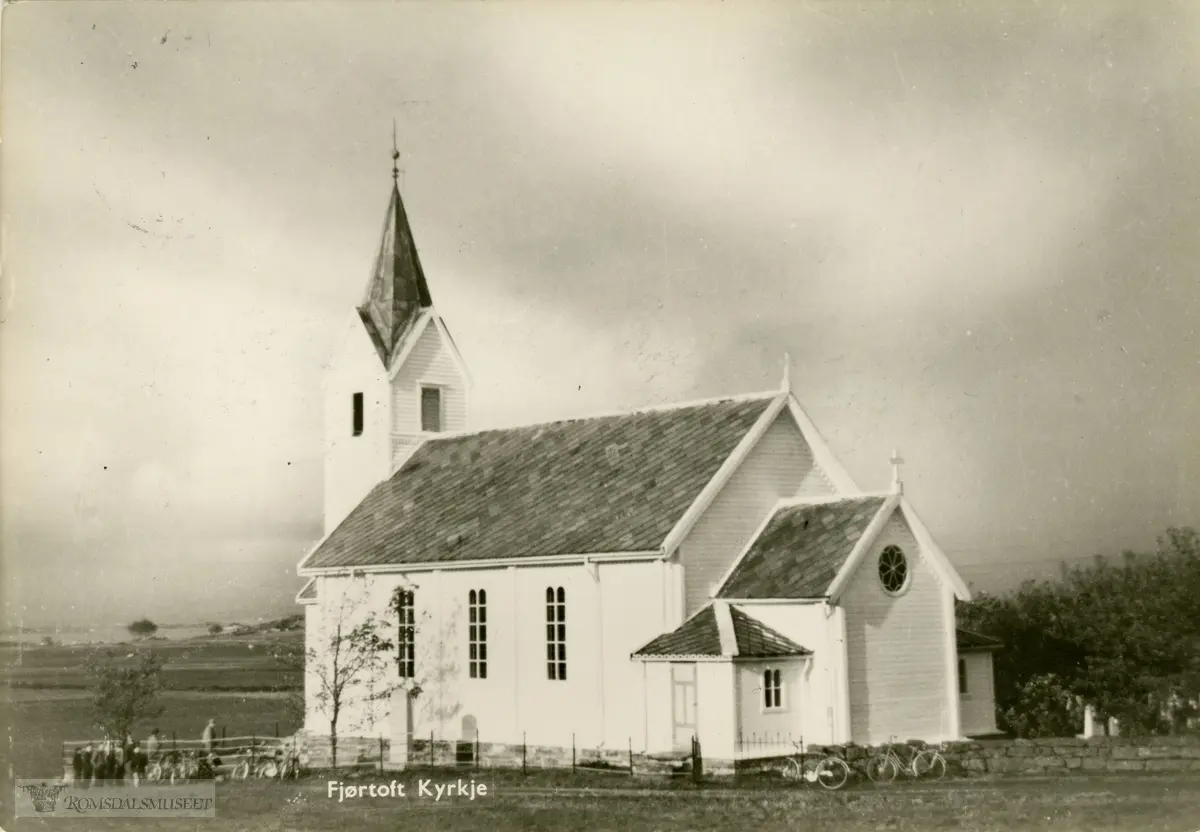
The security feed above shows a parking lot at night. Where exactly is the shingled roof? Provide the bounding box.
[957,628,1003,652]
[632,603,811,659]
[717,496,889,599]
[301,395,777,570]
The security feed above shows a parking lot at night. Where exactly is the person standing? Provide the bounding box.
[81,744,94,789]
[145,728,160,762]
[71,745,83,784]
[202,719,216,754]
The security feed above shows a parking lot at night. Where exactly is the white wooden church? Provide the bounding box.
[295,160,1000,762]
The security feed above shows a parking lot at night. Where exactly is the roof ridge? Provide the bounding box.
[412,390,782,445]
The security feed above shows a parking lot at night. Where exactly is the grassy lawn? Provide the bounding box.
[4,772,1198,830]
[0,631,302,690]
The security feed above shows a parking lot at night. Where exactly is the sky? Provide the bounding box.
[2,1,1198,630]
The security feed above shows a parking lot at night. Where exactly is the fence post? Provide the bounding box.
[692,735,702,785]
[172,731,177,751]
[522,732,527,775]
[475,736,480,771]
[379,736,384,771]
[572,733,576,774]
[430,732,435,768]
[275,723,279,739]
[628,737,633,777]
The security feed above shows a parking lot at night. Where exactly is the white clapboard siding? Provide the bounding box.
[842,513,952,744]
[679,412,836,616]
[391,324,468,434]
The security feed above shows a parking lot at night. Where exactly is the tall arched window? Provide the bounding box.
[545,587,567,681]
[396,589,415,679]
[468,589,487,679]
[958,658,968,695]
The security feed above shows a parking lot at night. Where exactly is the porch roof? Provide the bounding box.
[956,628,1003,652]
[631,603,811,660]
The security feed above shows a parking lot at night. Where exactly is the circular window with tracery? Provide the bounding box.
[878,545,909,594]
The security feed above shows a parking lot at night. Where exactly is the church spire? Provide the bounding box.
[357,135,433,366]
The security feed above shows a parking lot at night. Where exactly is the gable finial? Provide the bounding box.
[391,119,400,183]
[781,352,791,393]
[890,449,905,495]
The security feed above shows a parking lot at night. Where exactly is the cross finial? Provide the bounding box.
[391,119,400,183]
[890,449,905,494]
[781,352,791,393]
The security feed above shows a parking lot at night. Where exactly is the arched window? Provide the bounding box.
[763,668,783,710]
[396,589,415,679]
[545,587,566,681]
[958,658,968,695]
[468,589,487,679]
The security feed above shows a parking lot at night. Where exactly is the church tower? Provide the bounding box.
[321,148,471,536]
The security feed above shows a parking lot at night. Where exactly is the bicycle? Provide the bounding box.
[865,739,947,784]
[233,742,278,780]
[782,740,851,791]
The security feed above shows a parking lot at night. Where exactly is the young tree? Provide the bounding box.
[85,649,166,740]
[275,576,423,769]
[127,619,159,640]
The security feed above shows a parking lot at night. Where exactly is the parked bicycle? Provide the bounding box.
[147,749,198,784]
[233,742,278,780]
[782,740,851,791]
[865,738,946,784]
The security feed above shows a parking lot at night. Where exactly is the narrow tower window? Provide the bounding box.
[958,658,968,695]
[352,392,364,437]
[420,386,442,432]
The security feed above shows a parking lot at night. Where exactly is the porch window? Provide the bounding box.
[469,589,487,679]
[763,668,784,710]
[958,658,968,695]
[545,587,566,681]
[396,589,415,679]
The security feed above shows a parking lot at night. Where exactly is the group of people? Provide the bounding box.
[70,720,222,787]
[70,730,158,787]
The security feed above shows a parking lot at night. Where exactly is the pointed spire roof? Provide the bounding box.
[357,147,433,366]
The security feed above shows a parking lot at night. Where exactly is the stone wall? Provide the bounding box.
[291,733,1200,778]
[731,736,1200,778]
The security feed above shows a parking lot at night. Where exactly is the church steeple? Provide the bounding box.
[357,138,433,366]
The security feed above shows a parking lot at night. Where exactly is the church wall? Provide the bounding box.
[323,316,391,536]
[959,651,998,736]
[842,513,955,744]
[735,659,809,750]
[306,559,664,752]
[696,662,737,757]
[390,322,468,435]
[730,602,841,745]
[679,412,836,617]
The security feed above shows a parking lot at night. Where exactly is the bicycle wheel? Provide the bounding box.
[912,751,946,780]
[232,761,250,780]
[259,761,279,779]
[865,754,897,784]
[814,757,850,791]
[782,758,803,781]
[147,763,162,782]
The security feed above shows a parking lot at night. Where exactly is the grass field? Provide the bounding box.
[5,771,1199,831]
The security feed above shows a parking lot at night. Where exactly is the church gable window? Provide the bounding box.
[468,589,487,679]
[878,544,909,595]
[763,668,784,710]
[958,658,968,695]
[545,587,566,681]
[396,589,415,679]
[352,392,364,437]
[420,386,443,432]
